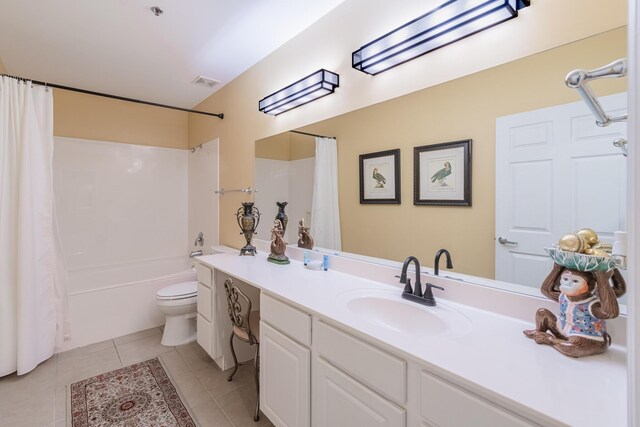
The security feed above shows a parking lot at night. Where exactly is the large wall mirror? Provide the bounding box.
[254,24,628,298]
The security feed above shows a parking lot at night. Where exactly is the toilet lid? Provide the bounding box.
[157,281,197,300]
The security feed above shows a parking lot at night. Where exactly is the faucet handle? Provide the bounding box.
[421,282,443,306]
[403,277,413,294]
[425,283,444,291]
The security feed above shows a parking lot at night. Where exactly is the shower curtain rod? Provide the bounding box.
[0,74,224,119]
[290,130,335,139]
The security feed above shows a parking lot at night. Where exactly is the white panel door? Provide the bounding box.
[260,322,311,427]
[313,356,405,427]
[496,93,627,287]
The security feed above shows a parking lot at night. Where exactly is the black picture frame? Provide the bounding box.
[359,149,401,204]
[414,140,471,206]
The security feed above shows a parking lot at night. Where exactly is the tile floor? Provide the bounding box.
[0,327,272,427]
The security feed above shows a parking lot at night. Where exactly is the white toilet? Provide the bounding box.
[156,281,198,346]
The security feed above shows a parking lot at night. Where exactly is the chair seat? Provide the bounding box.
[233,310,260,343]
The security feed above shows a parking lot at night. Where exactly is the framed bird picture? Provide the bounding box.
[414,140,471,206]
[359,149,401,204]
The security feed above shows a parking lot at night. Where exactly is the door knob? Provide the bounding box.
[498,237,518,245]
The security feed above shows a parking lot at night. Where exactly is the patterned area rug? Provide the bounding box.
[70,357,196,427]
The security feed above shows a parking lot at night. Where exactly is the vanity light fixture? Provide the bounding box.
[258,69,339,115]
[352,0,530,75]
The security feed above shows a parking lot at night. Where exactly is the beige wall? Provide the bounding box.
[1,57,187,148]
[297,28,627,278]
[289,133,315,160]
[255,133,291,160]
[255,132,315,161]
[53,89,188,149]
[188,0,627,259]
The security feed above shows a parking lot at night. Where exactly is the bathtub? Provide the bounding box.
[60,257,198,352]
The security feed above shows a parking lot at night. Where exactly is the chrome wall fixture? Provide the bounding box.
[258,69,339,115]
[565,58,629,156]
[352,0,530,75]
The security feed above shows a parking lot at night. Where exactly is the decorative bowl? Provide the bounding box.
[545,247,617,272]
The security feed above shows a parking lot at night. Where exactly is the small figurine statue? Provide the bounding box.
[267,219,290,265]
[524,228,626,358]
[275,201,288,238]
[297,218,314,250]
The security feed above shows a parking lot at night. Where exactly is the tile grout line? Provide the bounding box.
[112,339,124,367]
[176,346,237,427]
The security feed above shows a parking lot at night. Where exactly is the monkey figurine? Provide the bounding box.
[523,263,626,357]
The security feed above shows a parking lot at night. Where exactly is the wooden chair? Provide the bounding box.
[224,278,260,421]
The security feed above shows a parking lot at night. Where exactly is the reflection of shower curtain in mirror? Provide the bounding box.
[311,137,341,251]
[0,76,68,376]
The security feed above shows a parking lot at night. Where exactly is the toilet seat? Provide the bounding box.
[157,281,197,300]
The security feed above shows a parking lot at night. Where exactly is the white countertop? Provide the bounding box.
[197,252,626,427]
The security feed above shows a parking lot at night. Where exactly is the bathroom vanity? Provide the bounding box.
[194,249,626,427]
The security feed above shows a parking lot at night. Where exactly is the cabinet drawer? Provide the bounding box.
[314,356,405,427]
[420,371,535,427]
[196,263,212,287]
[197,313,211,355]
[197,283,212,321]
[261,293,311,346]
[314,320,406,405]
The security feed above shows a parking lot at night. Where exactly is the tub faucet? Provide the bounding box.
[194,232,204,247]
[434,249,453,276]
[190,250,203,258]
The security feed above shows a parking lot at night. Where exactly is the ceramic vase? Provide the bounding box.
[236,202,260,256]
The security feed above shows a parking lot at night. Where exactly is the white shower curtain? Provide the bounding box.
[0,76,67,376]
[311,137,341,251]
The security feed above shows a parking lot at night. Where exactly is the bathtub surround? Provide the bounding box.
[188,139,220,259]
[254,159,315,243]
[53,137,218,352]
[53,137,189,294]
[0,76,68,376]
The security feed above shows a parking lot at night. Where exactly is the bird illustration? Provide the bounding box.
[430,161,452,185]
[372,168,386,188]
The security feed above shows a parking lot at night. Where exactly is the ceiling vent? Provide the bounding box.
[191,75,220,89]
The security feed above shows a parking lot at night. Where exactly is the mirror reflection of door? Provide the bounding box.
[495,92,627,288]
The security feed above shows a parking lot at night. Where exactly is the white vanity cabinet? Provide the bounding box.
[313,320,406,427]
[418,371,537,427]
[259,297,539,427]
[195,263,214,355]
[260,293,312,427]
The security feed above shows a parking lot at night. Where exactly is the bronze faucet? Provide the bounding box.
[399,256,444,306]
[434,249,453,276]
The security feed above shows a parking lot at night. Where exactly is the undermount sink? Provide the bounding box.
[340,288,472,338]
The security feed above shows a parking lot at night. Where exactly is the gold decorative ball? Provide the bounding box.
[558,233,588,253]
[585,248,609,257]
[576,228,599,247]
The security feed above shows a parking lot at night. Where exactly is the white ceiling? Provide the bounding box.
[0,0,347,108]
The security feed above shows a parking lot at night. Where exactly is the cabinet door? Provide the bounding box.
[314,356,405,427]
[260,321,310,427]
